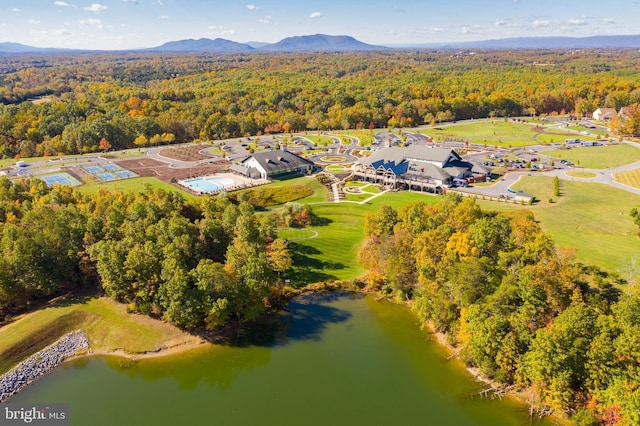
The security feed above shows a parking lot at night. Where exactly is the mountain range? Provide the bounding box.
[3,33,640,54]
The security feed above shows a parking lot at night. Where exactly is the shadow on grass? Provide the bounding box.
[285,241,346,284]
[0,310,92,374]
[223,292,358,348]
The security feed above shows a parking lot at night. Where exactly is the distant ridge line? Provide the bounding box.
[3,34,640,53]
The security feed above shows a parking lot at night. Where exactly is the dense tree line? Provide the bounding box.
[0,177,292,329]
[2,50,640,158]
[359,195,638,425]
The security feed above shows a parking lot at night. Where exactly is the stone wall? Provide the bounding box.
[0,330,90,402]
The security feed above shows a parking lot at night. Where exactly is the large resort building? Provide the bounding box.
[231,149,315,179]
[352,146,489,192]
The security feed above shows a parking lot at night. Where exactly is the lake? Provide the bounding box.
[12,292,554,425]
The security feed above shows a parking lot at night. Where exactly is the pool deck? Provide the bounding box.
[177,172,268,195]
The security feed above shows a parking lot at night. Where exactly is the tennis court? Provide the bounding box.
[103,163,123,172]
[38,172,82,187]
[84,163,138,182]
[83,165,105,174]
[96,172,118,181]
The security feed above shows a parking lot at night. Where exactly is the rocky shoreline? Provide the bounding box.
[0,330,90,402]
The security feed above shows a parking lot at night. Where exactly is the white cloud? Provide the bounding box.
[310,11,322,19]
[28,19,41,25]
[495,20,506,26]
[221,29,237,37]
[122,0,139,3]
[532,20,550,28]
[247,4,258,10]
[85,3,107,13]
[159,15,169,20]
[603,18,615,24]
[11,8,20,12]
[259,16,271,24]
[80,18,102,27]
[54,1,70,6]
[153,0,164,6]
[568,19,587,26]
[53,29,72,36]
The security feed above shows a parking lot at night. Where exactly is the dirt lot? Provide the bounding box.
[159,144,213,161]
[116,158,230,182]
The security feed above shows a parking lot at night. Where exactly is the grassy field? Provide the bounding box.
[0,297,194,374]
[304,135,335,146]
[543,144,640,169]
[567,171,598,178]
[284,191,441,285]
[420,121,541,147]
[614,168,640,189]
[77,177,198,201]
[259,176,329,205]
[277,228,318,240]
[490,176,640,273]
[336,130,376,145]
[418,120,600,148]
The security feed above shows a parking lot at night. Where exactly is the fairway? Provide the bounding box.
[544,144,640,169]
[277,228,318,241]
[284,191,441,285]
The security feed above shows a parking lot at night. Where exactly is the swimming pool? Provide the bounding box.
[183,176,235,193]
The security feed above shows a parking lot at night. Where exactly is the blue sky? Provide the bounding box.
[0,0,638,49]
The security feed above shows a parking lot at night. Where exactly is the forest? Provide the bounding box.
[0,177,315,329]
[359,196,638,425]
[2,49,640,158]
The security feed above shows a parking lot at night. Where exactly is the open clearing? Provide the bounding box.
[500,176,640,272]
[419,120,592,147]
[543,144,640,169]
[614,168,640,189]
[0,297,196,375]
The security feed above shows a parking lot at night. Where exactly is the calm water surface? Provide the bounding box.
[13,293,555,425]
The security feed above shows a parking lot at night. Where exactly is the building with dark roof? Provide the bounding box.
[352,146,488,192]
[233,149,315,179]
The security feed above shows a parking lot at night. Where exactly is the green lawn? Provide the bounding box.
[77,177,198,200]
[325,165,348,172]
[259,176,329,205]
[284,192,441,285]
[304,135,335,146]
[614,168,640,189]
[277,228,317,240]
[0,297,194,374]
[544,144,640,169]
[566,126,608,137]
[417,120,604,148]
[336,130,376,145]
[484,176,640,273]
[567,171,597,178]
[420,121,542,147]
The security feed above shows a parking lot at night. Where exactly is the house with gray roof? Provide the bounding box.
[234,149,314,179]
[352,146,486,192]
